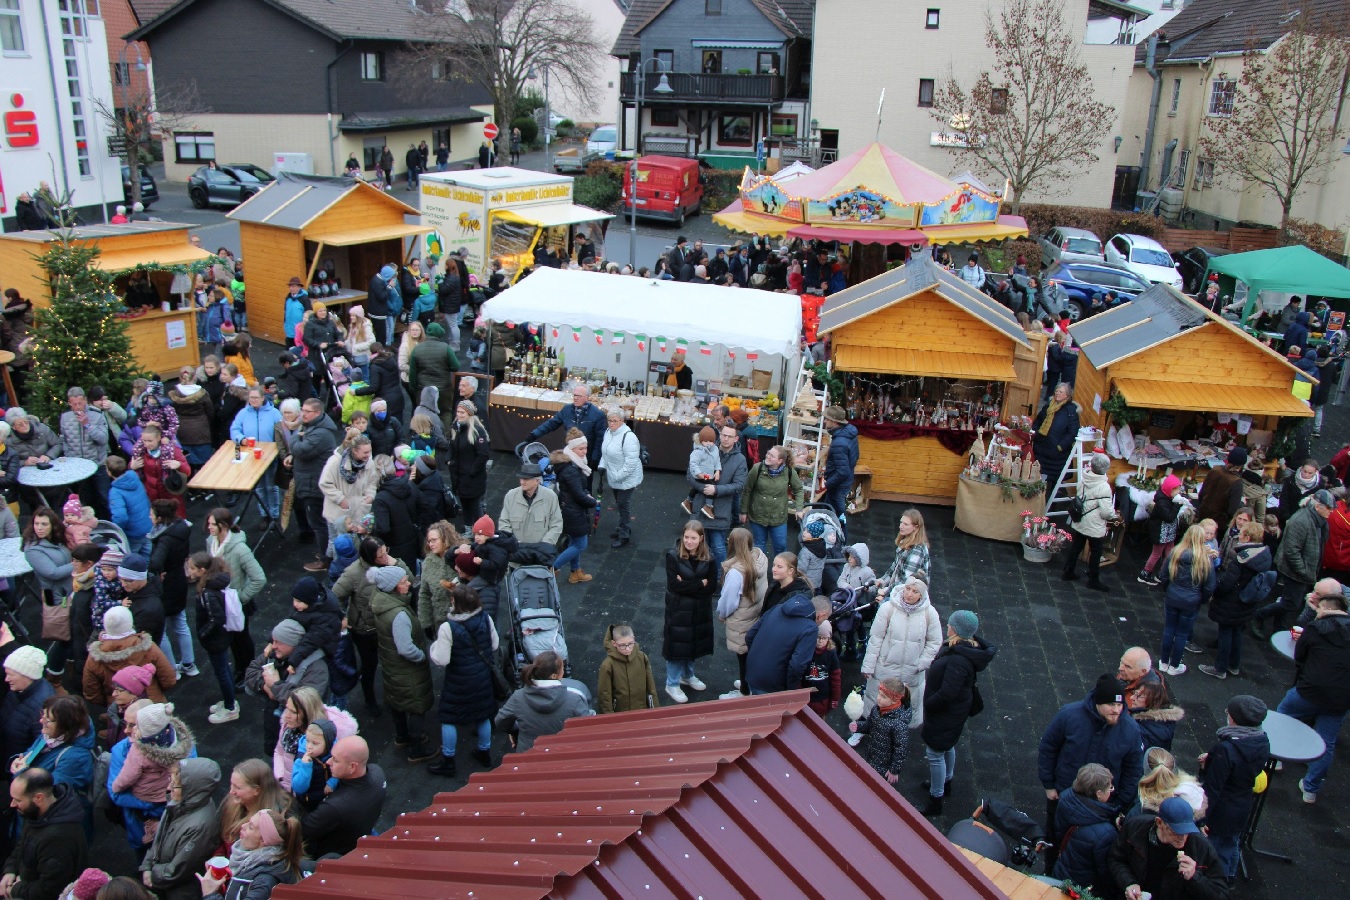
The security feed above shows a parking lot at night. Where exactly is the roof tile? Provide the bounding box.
[1134,0,1348,65]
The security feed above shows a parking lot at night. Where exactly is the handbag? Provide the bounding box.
[41,593,72,642]
[968,681,985,718]
[455,620,511,701]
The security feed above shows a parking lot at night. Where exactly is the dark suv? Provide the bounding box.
[1174,246,1231,294]
[188,163,275,208]
[121,164,159,206]
[1041,261,1152,321]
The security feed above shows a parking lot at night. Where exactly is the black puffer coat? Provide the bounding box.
[921,638,997,752]
[194,572,233,654]
[353,353,406,421]
[552,455,595,538]
[438,611,497,726]
[373,476,422,566]
[365,414,405,459]
[447,419,490,500]
[662,547,718,661]
[1208,542,1273,627]
[148,518,192,617]
[413,468,452,531]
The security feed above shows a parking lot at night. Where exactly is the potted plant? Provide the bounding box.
[1021,511,1072,563]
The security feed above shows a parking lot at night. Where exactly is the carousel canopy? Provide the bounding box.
[712,142,1028,245]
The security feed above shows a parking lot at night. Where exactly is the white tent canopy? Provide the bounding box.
[482,267,803,358]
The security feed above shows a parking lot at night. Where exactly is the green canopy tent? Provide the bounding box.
[1205,245,1350,324]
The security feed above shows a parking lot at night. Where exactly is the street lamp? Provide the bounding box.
[629,57,673,268]
[117,44,148,212]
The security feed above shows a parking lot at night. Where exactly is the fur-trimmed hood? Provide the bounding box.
[88,632,155,663]
[138,715,195,767]
[1132,704,1185,724]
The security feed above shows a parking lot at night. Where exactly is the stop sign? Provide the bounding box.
[483,123,499,140]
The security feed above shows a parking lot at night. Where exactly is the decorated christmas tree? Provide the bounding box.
[28,239,143,421]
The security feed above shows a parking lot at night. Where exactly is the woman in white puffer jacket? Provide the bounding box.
[860,576,942,726]
[599,407,644,549]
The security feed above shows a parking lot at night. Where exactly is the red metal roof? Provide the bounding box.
[273,691,1004,900]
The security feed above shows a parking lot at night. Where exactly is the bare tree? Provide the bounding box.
[394,0,604,139]
[928,0,1116,213]
[95,80,207,206]
[1198,8,1350,234]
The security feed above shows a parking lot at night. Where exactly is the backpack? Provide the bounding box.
[223,587,246,632]
[1238,569,1277,604]
[1068,494,1086,523]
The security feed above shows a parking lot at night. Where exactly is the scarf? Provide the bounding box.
[764,461,786,477]
[72,567,95,593]
[228,841,284,878]
[1038,398,1065,437]
[1295,469,1319,491]
[563,438,590,475]
[207,531,231,558]
[42,734,66,751]
[1217,724,1265,742]
[665,361,686,387]
[280,725,303,757]
[340,450,365,484]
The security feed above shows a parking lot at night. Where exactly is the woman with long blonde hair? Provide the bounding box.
[716,527,768,698]
[878,509,931,590]
[398,320,426,384]
[217,758,292,850]
[1157,524,1216,676]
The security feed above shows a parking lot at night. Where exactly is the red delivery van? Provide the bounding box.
[622,155,704,225]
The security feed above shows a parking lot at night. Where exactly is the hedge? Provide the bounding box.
[511,117,538,146]
[1016,203,1165,243]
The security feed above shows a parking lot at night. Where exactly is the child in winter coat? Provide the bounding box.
[289,718,340,812]
[803,620,841,716]
[495,650,592,752]
[328,533,359,584]
[596,624,659,713]
[848,677,911,785]
[62,494,97,550]
[836,542,876,659]
[285,576,342,669]
[466,327,487,371]
[798,515,844,596]
[1139,474,1184,586]
[682,427,720,519]
[109,702,195,844]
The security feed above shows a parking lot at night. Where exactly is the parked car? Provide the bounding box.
[187,163,275,209]
[1174,245,1231,294]
[121,164,159,207]
[1041,261,1152,321]
[1104,234,1184,289]
[1037,226,1105,268]
[586,125,618,160]
[622,155,704,225]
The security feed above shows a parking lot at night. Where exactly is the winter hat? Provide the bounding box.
[288,276,304,287]
[698,425,716,442]
[311,301,327,314]
[1161,474,1184,497]
[414,455,435,478]
[70,869,111,900]
[1172,780,1206,815]
[1227,446,1249,468]
[2,407,26,426]
[111,663,156,697]
[1305,347,1319,362]
[117,553,149,581]
[426,322,446,339]
[1312,488,1336,509]
[1227,694,1267,727]
[333,533,356,559]
[271,618,306,647]
[473,515,496,537]
[1092,673,1124,706]
[3,645,46,681]
[366,565,406,592]
[311,718,338,754]
[1089,452,1111,475]
[418,283,432,296]
[1158,796,1200,835]
[62,493,83,519]
[817,620,832,639]
[379,264,397,281]
[949,610,979,640]
[891,577,928,606]
[349,304,364,319]
[822,405,848,424]
[102,606,135,638]
[292,576,322,608]
[454,551,480,577]
[137,702,175,740]
[145,380,164,398]
[804,518,826,538]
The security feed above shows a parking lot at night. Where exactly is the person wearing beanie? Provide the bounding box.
[68,868,111,900]
[285,576,342,672]
[1063,452,1117,592]
[359,395,405,459]
[821,405,858,531]
[408,316,460,432]
[682,425,722,519]
[84,605,177,707]
[1,647,55,768]
[367,564,436,763]
[1138,474,1188,586]
[115,552,166,648]
[802,619,841,718]
[918,611,996,816]
[139,757,221,898]
[244,618,330,757]
[1195,694,1270,879]
[109,702,194,848]
[1194,443,1247,530]
[1038,674,1143,868]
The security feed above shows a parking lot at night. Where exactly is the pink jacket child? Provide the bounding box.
[109,702,195,843]
[63,494,98,549]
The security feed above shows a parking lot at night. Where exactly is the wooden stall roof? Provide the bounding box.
[307,222,432,246]
[958,849,1064,899]
[93,243,211,272]
[1114,377,1313,417]
[818,254,1030,348]
[0,220,199,244]
[227,172,417,232]
[836,345,1018,381]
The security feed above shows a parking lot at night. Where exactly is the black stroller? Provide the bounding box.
[828,583,876,660]
[947,798,1051,871]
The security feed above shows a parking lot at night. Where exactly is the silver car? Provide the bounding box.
[1037,226,1105,268]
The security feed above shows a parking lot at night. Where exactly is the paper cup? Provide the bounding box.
[253,448,263,460]
[206,856,230,880]
[1292,626,1304,640]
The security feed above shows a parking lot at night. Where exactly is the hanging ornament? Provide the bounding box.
[636,334,647,351]
[746,351,759,361]
[611,330,625,345]
[657,336,668,353]
[572,327,582,343]
[595,330,604,345]
[699,341,712,356]
[551,326,559,338]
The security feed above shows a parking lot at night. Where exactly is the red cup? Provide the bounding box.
[253,448,263,460]
[1292,626,1304,641]
[247,437,256,449]
[206,856,231,880]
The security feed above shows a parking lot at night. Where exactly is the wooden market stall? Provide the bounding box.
[1068,283,1313,486]
[230,173,432,344]
[817,254,1046,506]
[0,222,210,376]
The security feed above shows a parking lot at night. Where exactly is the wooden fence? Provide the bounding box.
[1158,226,1280,254]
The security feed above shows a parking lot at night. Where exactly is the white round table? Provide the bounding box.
[0,538,32,579]
[1270,631,1297,660]
[18,457,98,510]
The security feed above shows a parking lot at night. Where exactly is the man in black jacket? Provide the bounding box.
[437,262,463,346]
[667,236,689,280]
[286,399,342,571]
[1275,586,1350,803]
[404,144,421,190]
[1,769,88,900]
[301,736,386,858]
[1108,796,1230,900]
[367,264,397,346]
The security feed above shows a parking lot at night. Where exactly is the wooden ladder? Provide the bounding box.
[782,360,830,499]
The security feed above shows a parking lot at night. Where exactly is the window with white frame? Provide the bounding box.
[1169,79,1180,115]
[360,51,384,82]
[1208,78,1236,116]
[0,0,25,54]
[174,131,215,164]
[1174,149,1191,187]
[1192,159,1215,190]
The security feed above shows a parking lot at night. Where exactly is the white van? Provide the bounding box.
[586,125,618,160]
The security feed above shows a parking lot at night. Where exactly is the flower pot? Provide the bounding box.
[1022,543,1052,563]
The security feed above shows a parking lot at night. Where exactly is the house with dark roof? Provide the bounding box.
[1118,0,1350,231]
[612,0,813,168]
[128,0,492,181]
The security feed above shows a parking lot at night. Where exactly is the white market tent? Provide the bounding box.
[483,267,802,357]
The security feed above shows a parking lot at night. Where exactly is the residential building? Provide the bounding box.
[1085,0,1194,45]
[1119,0,1350,232]
[810,0,1137,208]
[104,0,154,117]
[128,0,493,182]
[611,0,813,168]
[1,0,126,230]
[546,0,628,128]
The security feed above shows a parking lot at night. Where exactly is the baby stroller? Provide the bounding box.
[799,503,846,595]
[514,441,558,491]
[89,520,131,556]
[828,583,876,660]
[505,565,570,687]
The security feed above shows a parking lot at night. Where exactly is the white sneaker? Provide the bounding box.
[209,701,225,714]
[208,704,240,724]
[1170,663,1187,676]
[718,689,744,700]
[681,676,707,692]
[847,733,864,747]
[179,663,200,677]
[666,685,689,704]
[733,680,742,690]
[1300,783,1317,804]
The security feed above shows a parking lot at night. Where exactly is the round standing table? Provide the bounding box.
[1270,630,1297,660]
[0,350,16,406]
[1240,710,1326,878]
[0,537,34,643]
[18,457,99,511]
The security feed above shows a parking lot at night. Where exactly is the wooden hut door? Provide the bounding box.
[1003,331,1047,419]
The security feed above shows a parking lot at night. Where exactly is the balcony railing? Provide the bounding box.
[620,71,786,104]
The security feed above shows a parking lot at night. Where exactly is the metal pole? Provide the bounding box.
[543,67,551,172]
[629,68,643,270]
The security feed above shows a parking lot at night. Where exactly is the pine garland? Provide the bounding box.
[29,239,146,421]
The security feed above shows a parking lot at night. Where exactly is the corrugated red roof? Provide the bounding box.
[274,691,1004,900]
